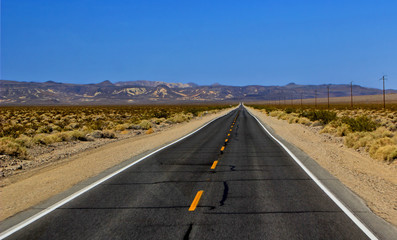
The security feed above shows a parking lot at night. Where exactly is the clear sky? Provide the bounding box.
[1,0,396,89]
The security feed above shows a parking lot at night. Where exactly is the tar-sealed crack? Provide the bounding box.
[229,165,236,171]
[183,223,193,240]
[220,181,229,206]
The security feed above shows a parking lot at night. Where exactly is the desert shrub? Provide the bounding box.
[320,125,337,135]
[288,117,299,124]
[15,135,34,147]
[297,117,311,125]
[91,130,103,138]
[344,132,374,149]
[153,109,169,118]
[369,137,394,154]
[250,105,277,114]
[151,118,166,125]
[336,124,351,136]
[185,108,200,117]
[373,145,397,162]
[139,120,152,130]
[115,123,129,131]
[89,120,105,130]
[0,138,28,158]
[300,110,337,124]
[68,130,87,141]
[33,133,52,145]
[67,122,80,129]
[284,108,293,114]
[341,116,378,132]
[102,130,116,138]
[169,113,194,123]
[269,110,283,118]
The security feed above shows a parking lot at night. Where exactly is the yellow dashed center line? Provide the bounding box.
[189,190,204,211]
[221,146,225,151]
[211,160,218,169]
[230,129,232,131]
[225,139,228,143]
[228,133,230,136]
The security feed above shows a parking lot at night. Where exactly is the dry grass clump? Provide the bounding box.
[0,104,232,160]
[249,103,397,162]
[0,138,28,159]
[139,120,152,130]
[168,112,194,123]
[344,128,397,161]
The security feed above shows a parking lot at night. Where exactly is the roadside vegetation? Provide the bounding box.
[248,104,397,162]
[0,104,232,160]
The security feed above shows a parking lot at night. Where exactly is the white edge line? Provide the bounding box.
[0,108,237,239]
[245,106,378,240]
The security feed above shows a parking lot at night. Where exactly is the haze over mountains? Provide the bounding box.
[0,80,395,105]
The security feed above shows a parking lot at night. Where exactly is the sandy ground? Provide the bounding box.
[0,108,233,221]
[248,107,397,226]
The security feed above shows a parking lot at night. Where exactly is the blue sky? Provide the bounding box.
[1,0,396,89]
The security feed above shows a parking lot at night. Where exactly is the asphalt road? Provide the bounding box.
[4,106,372,239]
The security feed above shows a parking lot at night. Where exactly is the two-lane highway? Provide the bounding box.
[2,106,373,239]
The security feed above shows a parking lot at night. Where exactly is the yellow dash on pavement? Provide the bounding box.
[225,139,228,143]
[230,129,232,131]
[228,133,230,136]
[211,160,218,169]
[221,146,225,151]
[189,190,204,211]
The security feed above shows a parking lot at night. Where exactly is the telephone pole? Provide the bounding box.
[380,75,387,110]
[327,86,330,109]
[350,82,353,108]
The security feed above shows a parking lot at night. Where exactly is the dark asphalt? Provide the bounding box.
[6,106,370,239]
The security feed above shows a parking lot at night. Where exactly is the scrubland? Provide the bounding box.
[249,104,397,163]
[0,105,231,175]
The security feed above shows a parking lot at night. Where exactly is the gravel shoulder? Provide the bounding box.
[248,107,397,227]
[0,108,232,221]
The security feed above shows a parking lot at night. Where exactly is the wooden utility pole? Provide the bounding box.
[350,82,353,108]
[327,86,330,109]
[381,75,386,110]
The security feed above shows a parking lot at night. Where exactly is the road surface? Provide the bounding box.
[2,106,373,239]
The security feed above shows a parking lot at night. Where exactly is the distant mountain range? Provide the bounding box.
[0,80,395,105]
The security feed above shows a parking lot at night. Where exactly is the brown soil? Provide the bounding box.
[0,108,232,221]
[248,107,397,226]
